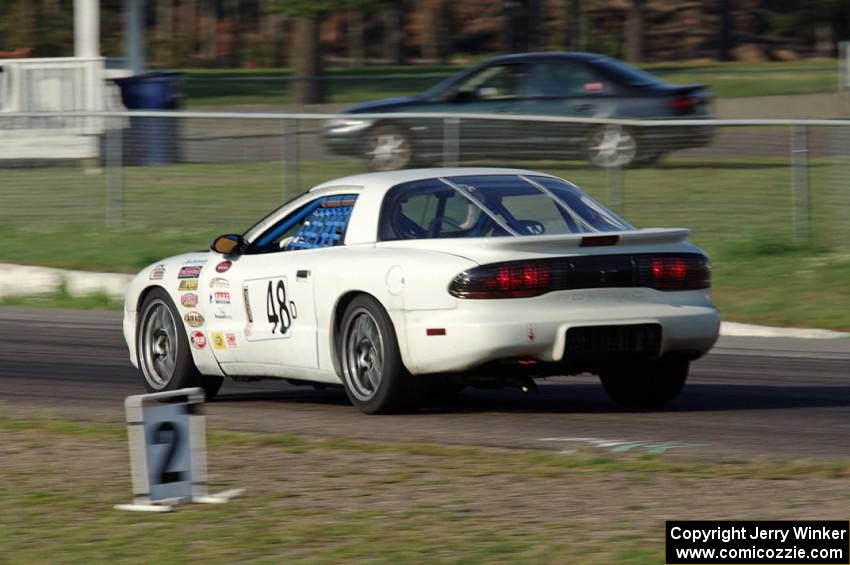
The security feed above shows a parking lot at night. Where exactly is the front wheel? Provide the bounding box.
[599,359,689,408]
[338,295,420,414]
[136,288,223,400]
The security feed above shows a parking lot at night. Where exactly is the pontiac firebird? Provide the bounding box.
[123,168,720,414]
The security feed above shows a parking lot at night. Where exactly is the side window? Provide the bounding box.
[524,62,608,97]
[249,194,358,254]
[455,64,524,100]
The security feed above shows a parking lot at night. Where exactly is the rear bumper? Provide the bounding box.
[397,288,720,374]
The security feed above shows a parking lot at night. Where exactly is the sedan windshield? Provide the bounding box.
[379,174,632,241]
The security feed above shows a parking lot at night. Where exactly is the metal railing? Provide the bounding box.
[1,110,848,255]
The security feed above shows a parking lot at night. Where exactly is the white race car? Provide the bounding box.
[123,168,720,413]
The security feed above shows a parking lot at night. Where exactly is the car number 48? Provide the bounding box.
[243,277,298,341]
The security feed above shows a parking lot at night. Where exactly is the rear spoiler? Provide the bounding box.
[484,228,691,250]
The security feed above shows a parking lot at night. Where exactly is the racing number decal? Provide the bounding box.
[266,279,293,334]
[243,277,297,341]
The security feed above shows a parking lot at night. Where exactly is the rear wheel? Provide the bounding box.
[586,125,638,168]
[338,295,420,414]
[364,124,413,171]
[136,288,223,400]
[599,359,689,408]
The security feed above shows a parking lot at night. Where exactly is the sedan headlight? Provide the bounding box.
[324,118,374,134]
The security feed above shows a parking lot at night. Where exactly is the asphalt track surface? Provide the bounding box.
[1,307,848,461]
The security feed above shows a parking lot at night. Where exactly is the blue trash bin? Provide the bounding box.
[114,72,183,166]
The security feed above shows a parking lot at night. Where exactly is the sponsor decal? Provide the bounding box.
[211,331,227,350]
[213,308,231,320]
[190,331,207,349]
[148,264,166,280]
[216,260,232,273]
[225,333,237,348]
[183,258,208,264]
[209,277,230,289]
[178,266,202,279]
[178,280,198,291]
[184,311,205,327]
[181,293,198,308]
[210,290,231,305]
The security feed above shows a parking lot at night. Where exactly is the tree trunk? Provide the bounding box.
[502,0,516,52]
[624,0,645,62]
[158,0,174,67]
[527,0,544,51]
[565,0,582,51]
[718,0,734,61]
[382,0,405,65]
[293,16,324,105]
[348,9,365,66]
[422,0,450,63]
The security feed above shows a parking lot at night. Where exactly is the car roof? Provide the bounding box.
[309,167,558,195]
[485,51,605,65]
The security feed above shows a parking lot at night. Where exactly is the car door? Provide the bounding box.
[432,62,529,160]
[201,194,358,375]
[516,60,618,158]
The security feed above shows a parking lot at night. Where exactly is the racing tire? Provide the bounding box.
[363,124,414,171]
[338,295,421,414]
[136,288,223,401]
[598,358,689,408]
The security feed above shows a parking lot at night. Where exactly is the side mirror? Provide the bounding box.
[211,234,245,255]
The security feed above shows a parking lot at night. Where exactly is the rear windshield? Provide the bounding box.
[590,56,663,87]
[379,174,632,241]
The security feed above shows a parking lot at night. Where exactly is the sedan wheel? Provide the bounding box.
[365,125,413,171]
[136,288,223,400]
[339,295,421,414]
[586,126,638,168]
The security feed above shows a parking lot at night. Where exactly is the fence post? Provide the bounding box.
[443,116,460,167]
[282,118,300,198]
[105,118,124,227]
[790,124,810,243]
[606,163,624,217]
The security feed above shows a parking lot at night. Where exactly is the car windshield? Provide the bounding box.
[590,56,662,87]
[379,174,632,241]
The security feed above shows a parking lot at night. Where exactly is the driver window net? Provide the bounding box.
[288,200,354,250]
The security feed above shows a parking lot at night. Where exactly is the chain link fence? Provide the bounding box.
[1,111,848,268]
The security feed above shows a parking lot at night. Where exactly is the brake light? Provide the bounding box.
[647,256,709,290]
[667,96,700,110]
[451,261,552,299]
[448,253,710,299]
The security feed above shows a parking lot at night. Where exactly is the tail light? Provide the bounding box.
[449,253,710,299]
[667,96,701,110]
[450,261,552,298]
[644,256,709,290]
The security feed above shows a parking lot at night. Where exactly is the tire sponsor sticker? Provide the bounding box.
[211,331,227,350]
[148,264,166,280]
[210,291,230,304]
[216,260,232,273]
[209,277,230,289]
[225,333,237,348]
[181,293,198,308]
[178,266,202,279]
[178,280,198,291]
[184,311,204,327]
[190,331,207,349]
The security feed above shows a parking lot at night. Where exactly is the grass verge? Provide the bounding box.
[2,156,849,328]
[1,415,849,564]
